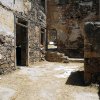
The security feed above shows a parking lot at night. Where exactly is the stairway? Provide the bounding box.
[45,51,69,63]
[45,51,84,63]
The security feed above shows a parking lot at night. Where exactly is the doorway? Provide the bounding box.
[16,18,28,66]
[48,29,57,50]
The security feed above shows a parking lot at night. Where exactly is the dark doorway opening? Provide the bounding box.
[41,28,45,46]
[41,0,45,9]
[16,18,28,66]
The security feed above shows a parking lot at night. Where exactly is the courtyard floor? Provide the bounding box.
[0,61,99,100]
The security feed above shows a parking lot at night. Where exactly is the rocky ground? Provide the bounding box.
[0,61,99,100]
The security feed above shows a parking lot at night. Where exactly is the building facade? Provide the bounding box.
[0,0,46,74]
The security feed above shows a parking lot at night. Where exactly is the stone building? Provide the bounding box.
[46,0,97,58]
[0,0,46,74]
[0,0,99,75]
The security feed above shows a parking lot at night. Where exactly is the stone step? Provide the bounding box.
[46,51,84,63]
[68,58,84,63]
[61,56,69,59]
[45,51,68,63]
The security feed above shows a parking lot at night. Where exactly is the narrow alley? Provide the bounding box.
[0,61,99,100]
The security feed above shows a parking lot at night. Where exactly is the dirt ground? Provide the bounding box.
[0,61,99,100]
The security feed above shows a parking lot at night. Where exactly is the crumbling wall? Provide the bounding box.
[0,0,46,72]
[47,0,96,58]
[28,0,46,65]
[28,23,41,65]
[0,5,15,74]
[0,0,32,73]
[0,0,31,13]
[47,0,84,57]
[47,0,67,40]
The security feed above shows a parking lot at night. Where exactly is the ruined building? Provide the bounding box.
[0,0,100,84]
[46,0,100,83]
[47,0,84,58]
[46,0,98,58]
[0,0,46,74]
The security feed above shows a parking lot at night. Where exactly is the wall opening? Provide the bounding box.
[16,18,28,66]
[41,28,45,46]
[48,29,57,50]
[41,0,45,8]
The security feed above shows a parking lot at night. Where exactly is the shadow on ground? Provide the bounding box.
[66,71,100,99]
[92,74,100,100]
[97,82,100,100]
[98,84,100,100]
[66,71,85,86]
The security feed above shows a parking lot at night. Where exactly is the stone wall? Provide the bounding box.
[28,0,46,65]
[0,0,46,73]
[47,0,68,44]
[0,0,31,13]
[0,34,15,74]
[47,0,83,57]
[28,23,41,65]
[0,5,15,74]
[47,0,96,58]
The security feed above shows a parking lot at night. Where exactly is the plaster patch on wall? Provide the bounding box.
[0,23,14,36]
